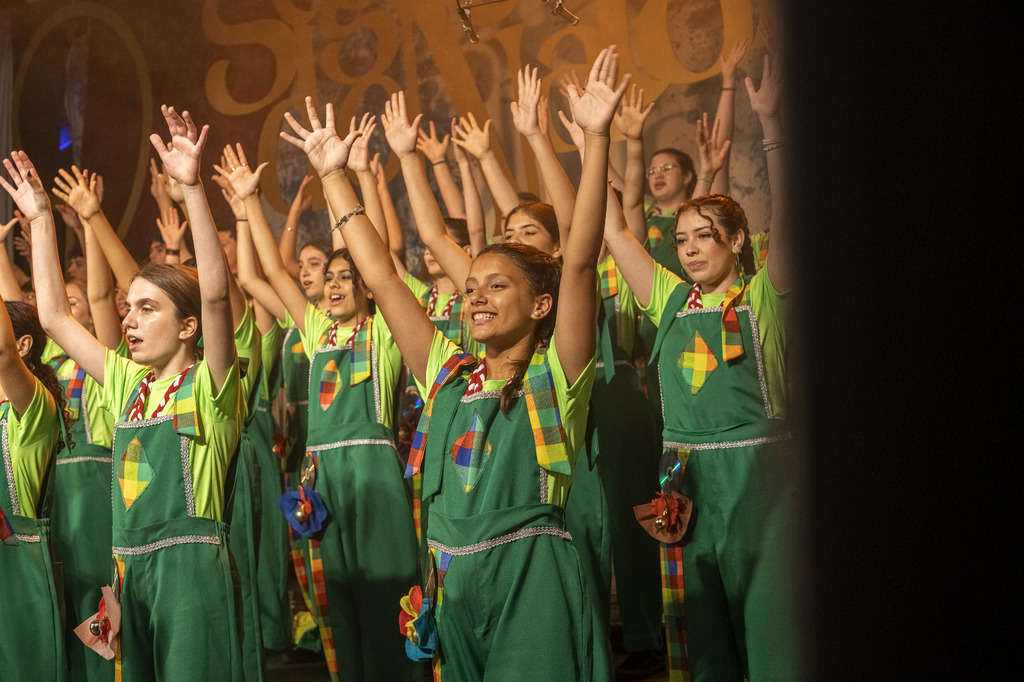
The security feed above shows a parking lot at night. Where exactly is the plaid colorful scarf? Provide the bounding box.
[63,364,86,421]
[423,286,464,344]
[685,278,746,362]
[124,365,200,437]
[598,254,619,300]
[522,350,572,476]
[325,316,372,386]
[405,352,477,478]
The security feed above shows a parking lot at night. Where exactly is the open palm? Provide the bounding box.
[150,106,208,186]
[1,152,51,222]
[569,47,630,136]
[281,97,359,178]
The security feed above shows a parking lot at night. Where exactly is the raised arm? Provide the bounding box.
[282,97,437,385]
[52,167,138,294]
[452,113,520,217]
[382,91,472,290]
[692,112,732,199]
[745,53,790,291]
[0,218,23,301]
[452,119,486,257]
[278,174,313,280]
[373,154,407,271]
[82,198,124,350]
[554,46,630,384]
[234,213,287,322]
[512,65,576,244]
[150,105,235,389]
[710,38,750,196]
[346,114,388,248]
[417,120,466,218]
[218,143,308,333]
[4,152,107,382]
[614,83,655,224]
[0,288,39,414]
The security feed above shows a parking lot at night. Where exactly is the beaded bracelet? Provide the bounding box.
[762,137,785,152]
[165,248,180,256]
[332,205,365,232]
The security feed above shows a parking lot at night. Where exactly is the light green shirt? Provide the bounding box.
[2,379,59,518]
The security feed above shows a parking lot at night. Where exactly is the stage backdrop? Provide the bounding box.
[8,0,774,268]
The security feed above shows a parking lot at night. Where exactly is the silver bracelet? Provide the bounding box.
[331,205,365,232]
[762,137,786,152]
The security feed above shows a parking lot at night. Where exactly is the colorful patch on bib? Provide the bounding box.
[318,359,341,411]
[450,411,492,493]
[678,330,719,394]
[118,437,155,510]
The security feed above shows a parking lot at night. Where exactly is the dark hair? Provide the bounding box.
[130,263,203,360]
[4,301,74,449]
[677,194,755,276]
[301,237,332,260]
[476,242,561,416]
[503,202,559,246]
[20,280,34,294]
[217,225,237,240]
[652,148,697,199]
[325,248,375,314]
[517,191,542,204]
[444,218,471,248]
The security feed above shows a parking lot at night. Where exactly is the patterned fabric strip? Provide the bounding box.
[406,353,477,478]
[326,316,372,386]
[308,539,338,679]
[685,280,746,362]
[661,543,690,682]
[427,286,459,319]
[65,364,86,418]
[598,255,619,299]
[464,359,487,396]
[522,352,571,476]
[126,365,192,422]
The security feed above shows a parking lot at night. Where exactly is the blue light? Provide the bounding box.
[59,123,72,151]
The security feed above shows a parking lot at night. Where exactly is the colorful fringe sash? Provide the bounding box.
[685,277,747,362]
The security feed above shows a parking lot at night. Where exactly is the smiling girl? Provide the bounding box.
[282,46,627,680]
[12,105,245,680]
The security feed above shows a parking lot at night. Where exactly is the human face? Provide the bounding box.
[66,256,87,284]
[121,277,196,369]
[149,240,166,264]
[648,152,691,206]
[298,246,327,300]
[503,212,559,257]
[323,255,369,325]
[115,286,129,318]
[464,252,550,349]
[218,231,237,272]
[422,247,444,278]
[65,281,94,331]
[675,210,744,294]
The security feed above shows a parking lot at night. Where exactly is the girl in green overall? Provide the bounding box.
[19,105,246,681]
[281,45,628,679]
[604,55,808,681]
[224,139,420,682]
[0,297,71,682]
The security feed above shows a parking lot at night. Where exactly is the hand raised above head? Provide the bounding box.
[212,143,268,203]
[695,112,731,177]
[381,91,423,159]
[451,112,491,159]
[745,53,782,121]
[511,65,542,137]
[614,83,654,141]
[149,105,209,187]
[0,151,52,222]
[281,97,361,178]
[416,120,450,164]
[52,165,100,220]
[568,46,631,137]
[348,113,378,173]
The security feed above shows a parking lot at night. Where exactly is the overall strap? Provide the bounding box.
[522,349,572,476]
[405,352,476,478]
[648,283,692,370]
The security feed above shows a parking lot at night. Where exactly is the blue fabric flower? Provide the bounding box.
[277,486,329,537]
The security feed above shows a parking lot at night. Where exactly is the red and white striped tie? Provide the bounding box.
[126,365,192,421]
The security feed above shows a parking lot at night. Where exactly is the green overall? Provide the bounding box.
[112,370,243,681]
[303,320,420,682]
[253,329,292,652]
[226,355,267,682]
[52,362,115,681]
[651,282,804,682]
[0,402,67,682]
[419,351,592,682]
[589,267,663,655]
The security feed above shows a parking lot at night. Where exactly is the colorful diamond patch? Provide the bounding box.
[118,437,155,510]
[319,359,341,411]
[450,412,492,493]
[678,330,719,395]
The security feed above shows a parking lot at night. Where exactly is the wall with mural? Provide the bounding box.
[7,0,774,267]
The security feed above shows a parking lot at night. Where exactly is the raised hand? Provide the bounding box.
[149,105,210,187]
[614,83,654,140]
[745,53,782,122]
[213,143,268,202]
[54,203,84,235]
[720,38,751,87]
[558,70,584,105]
[450,118,469,164]
[347,114,378,173]
[510,65,542,137]
[52,165,101,220]
[381,91,423,158]
[537,94,550,139]
[1,151,52,222]
[211,152,246,218]
[156,204,189,251]
[294,173,314,212]
[281,97,361,177]
[416,120,450,164]
[568,46,631,136]
[696,112,731,177]
[0,217,18,242]
[451,112,492,159]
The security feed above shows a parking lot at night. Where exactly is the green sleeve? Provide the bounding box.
[370,313,403,430]
[101,349,151,418]
[638,262,687,328]
[5,379,59,517]
[41,338,63,365]
[259,322,284,401]
[300,302,334,361]
[746,267,788,419]
[546,340,596,461]
[233,305,262,408]
[187,358,243,520]
[403,271,430,301]
[424,329,462,392]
